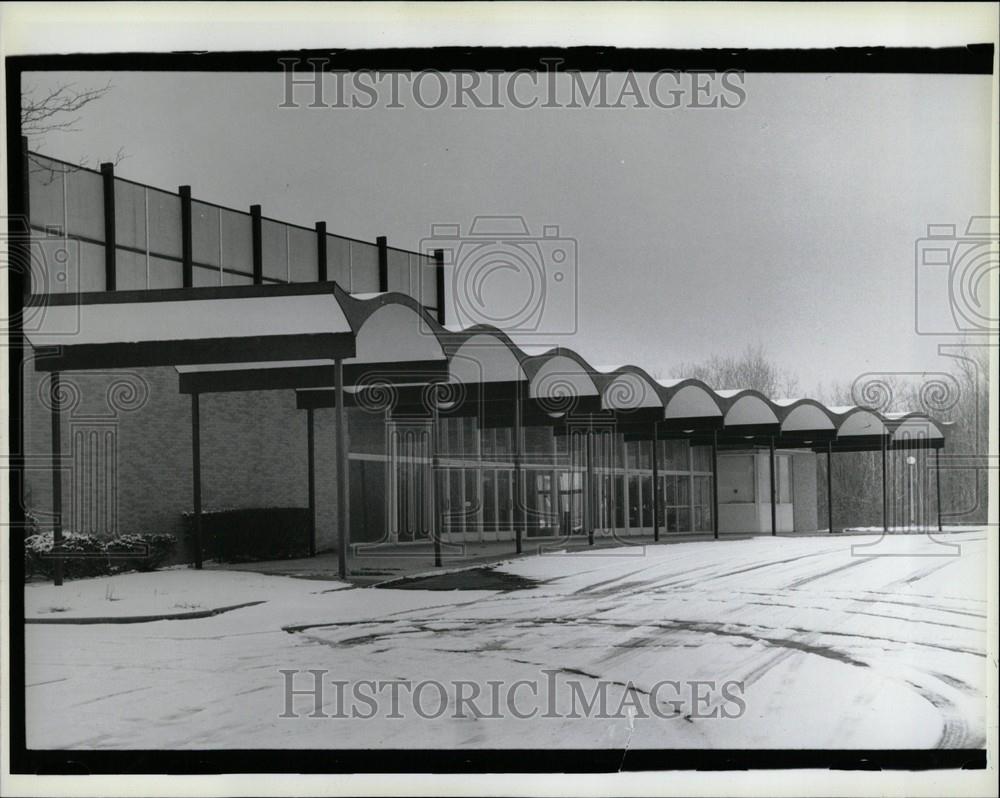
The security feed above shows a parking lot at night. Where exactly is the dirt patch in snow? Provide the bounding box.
[376,566,538,592]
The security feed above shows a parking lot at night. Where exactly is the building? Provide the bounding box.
[16,146,947,579]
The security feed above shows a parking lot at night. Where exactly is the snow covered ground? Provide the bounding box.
[24,530,989,750]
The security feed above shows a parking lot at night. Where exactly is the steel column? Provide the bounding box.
[513,387,523,554]
[377,236,388,292]
[586,427,595,546]
[651,424,660,542]
[434,248,446,325]
[50,372,64,586]
[250,204,263,284]
[711,429,719,540]
[334,358,348,580]
[307,407,316,557]
[180,185,193,288]
[769,436,777,536]
[935,446,943,532]
[431,398,442,568]
[191,392,203,570]
[100,162,116,291]
[826,441,834,534]
[881,435,888,533]
[316,221,328,282]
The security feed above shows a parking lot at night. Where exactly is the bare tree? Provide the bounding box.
[815,345,991,530]
[21,81,125,173]
[670,342,800,397]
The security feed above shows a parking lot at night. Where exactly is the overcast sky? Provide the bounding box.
[23,69,993,396]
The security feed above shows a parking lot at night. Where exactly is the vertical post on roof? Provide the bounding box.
[881,433,888,533]
[430,394,442,568]
[307,407,316,557]
[20,136,31,297]
[315,222,328,282]
[434,249,446,325]
[711,429,719,540]
[334,358,348,580]
[513,383,524,555]
[179,185,193,288]
[250,205,263,284]
[100,162,116,291]
[769,436,777,536]
[586,426,595,546]
[49,372,64,586]
[827,441,834,533]
[651,423,660,543]
[377,236,388,292]
[191,392,203,570]
[935,446,943,533]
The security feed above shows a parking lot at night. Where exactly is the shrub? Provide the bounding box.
[24,529,177,581]
[182,507,311,563]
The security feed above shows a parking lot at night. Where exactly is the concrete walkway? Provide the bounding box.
[208,531,755,584]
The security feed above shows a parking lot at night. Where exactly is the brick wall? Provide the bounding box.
[21,356,344,559]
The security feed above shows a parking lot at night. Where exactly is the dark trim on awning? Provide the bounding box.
[35,333,355,372]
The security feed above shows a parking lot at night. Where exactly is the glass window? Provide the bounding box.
[719,454,755,503]
[691,444,712,472]
[28,156,66,232]
[147,189,182,259]
[663,439,691,471]
[464,468,481,534]
[326,235,351,287]
[693,475,713,531]
[64,167,104,241]
[420,256,437,309]
[626,440,639,470]
[614,474,626,529]
[192,263,220,287]
[191,201,221,267]
[288,225,318,283]
[387,249,411,294]
[350,240,380,292]
[446,466,464,535]
[115,249,146,290]
[114,180,146,250]
[482,469,496,532]
[261,219,288,282]
[641,475,653,529]
[220,209,252,274]
[497,470,512,529]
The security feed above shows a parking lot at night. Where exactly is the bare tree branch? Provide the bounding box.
[21,82,126,181]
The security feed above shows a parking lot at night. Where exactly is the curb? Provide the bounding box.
[25,600,267,625]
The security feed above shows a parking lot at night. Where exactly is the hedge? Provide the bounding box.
[181,507,311,563]
[24,527,177,581]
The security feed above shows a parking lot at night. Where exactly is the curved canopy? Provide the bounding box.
[777,399,837,433]
[27,283,356,372]
[659,379,723,421]
[601,367,663,411]
[525,349,600,402]
[448,330,528,385]
[887,412,946,446]
[834,407,888,437]
[717,390,780,427]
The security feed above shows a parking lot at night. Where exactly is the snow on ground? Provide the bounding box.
[25,568,351,619]
[24,531,989,750]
